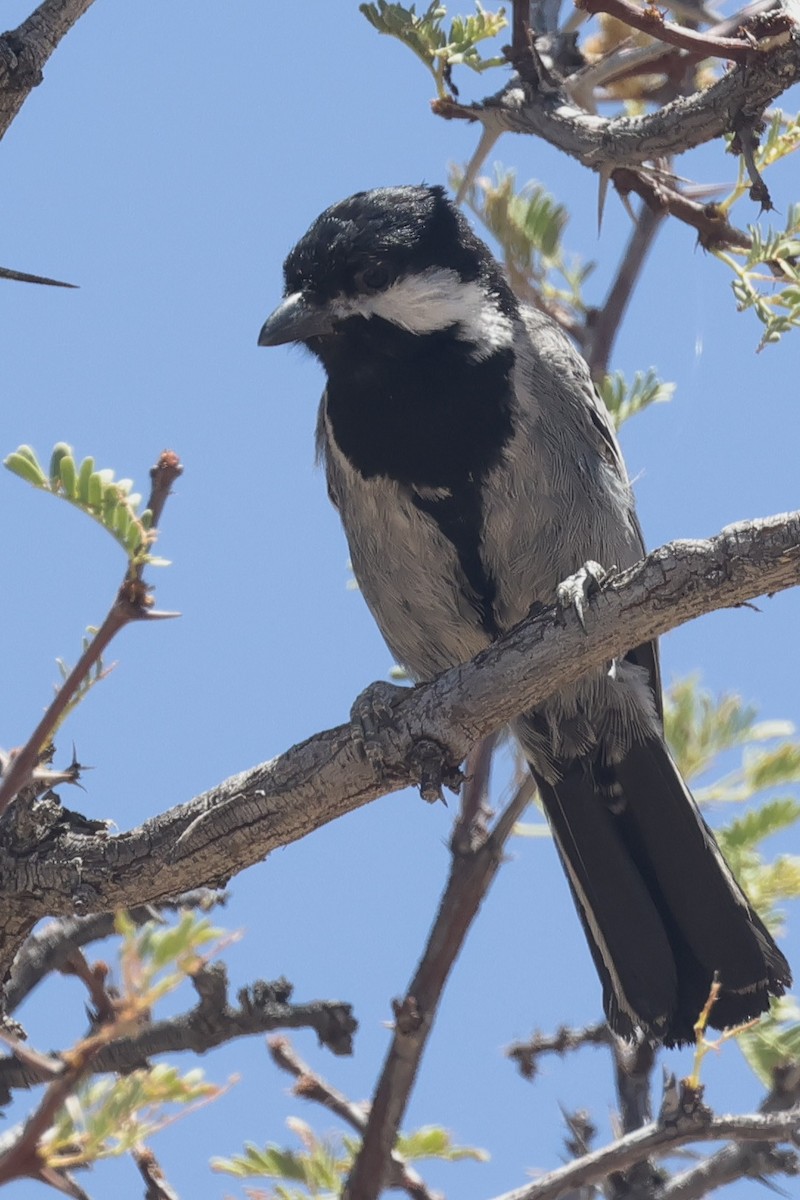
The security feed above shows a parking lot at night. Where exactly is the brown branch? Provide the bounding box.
[5,891,225,1013]
[585,199,665,379]
[662,1143,799,1198]
[0,0,97,145]
[343,779,535,1200]
[268,1038,440,1200]
[131,1146,181,1200]
[0,967,356,1102]
[0,451,181,816]
[432,21,800,173]
[0,511,798,985]
[611,1038,657,1134]
[576,0,779,63]
[452,731,500,853]
[489,1110,800,1200]
[507,1023,613,1079]
[0,1019,126,1193]
[145,450,183,530]
[612,167,753,251]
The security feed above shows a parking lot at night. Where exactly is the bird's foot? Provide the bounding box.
[350,680,408,769]
[556,560,609,632]
[350,680,464,804]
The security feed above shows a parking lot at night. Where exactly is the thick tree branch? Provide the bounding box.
[491,1110,800,1200]
[661,1062,800,1198]
[433,19,800,173]
[1,511,799,985]
[0,0,96,143]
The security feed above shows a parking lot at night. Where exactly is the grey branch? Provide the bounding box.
[1,510,799,985]
[0,966,356,1104]
[5,891,225,1014]
[490,1110,800,1200]
[507,1022,613,1079]
[433,24,800,173]
[660,1062,800,1199]
[0,0,96,144]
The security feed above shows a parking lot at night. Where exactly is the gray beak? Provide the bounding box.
[257,291,334,347]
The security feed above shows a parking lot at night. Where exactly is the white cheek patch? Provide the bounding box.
[331,267,513,358]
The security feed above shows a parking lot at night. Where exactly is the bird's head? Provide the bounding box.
[258,185,517,362]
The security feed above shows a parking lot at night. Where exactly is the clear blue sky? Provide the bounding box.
[2,3,798,1197]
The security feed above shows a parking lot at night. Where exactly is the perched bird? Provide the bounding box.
[258,184,790,1045]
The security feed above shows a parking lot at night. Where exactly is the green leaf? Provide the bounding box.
[737,998,800,1085]
[396,1125,489,1162]
[77,455,95,504]
[360,2,506,96]
[49,442,73,485]
[60,454,78,499]
[5,442,161,567]
[5,447,48,487]
[720,798,800,853]
[598,368,674,429]
[453,164,592,327]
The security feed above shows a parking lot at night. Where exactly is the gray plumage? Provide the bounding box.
[260,184,790,1044]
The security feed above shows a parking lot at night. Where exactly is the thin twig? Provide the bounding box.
[452,731,499,852]
[132,1146,181,1200]
[343,778,534,1200]
[575,0,790,62]
[507,1022,612,1079]
[0,451,182,815]
[268,1038,440,1200]
[612,168,753,251]
[6,891,225,1014]
[585,199,665,379]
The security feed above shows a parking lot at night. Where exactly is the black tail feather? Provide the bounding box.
[531,737,791,1046]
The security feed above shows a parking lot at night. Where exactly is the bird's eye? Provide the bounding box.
[357,263,392,292]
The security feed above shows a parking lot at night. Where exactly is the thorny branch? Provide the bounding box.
[434,17,800,175]
[490,1105,800,1200]
[507,1022,613,1079]
[0,451,182,817]
[5,891,225,1013]
[0,967,356,1105]
[576,0,786,64]
[0,511,798,989]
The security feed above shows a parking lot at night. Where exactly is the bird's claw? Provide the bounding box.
[409,740,464,805]
[556,561,609,632]
[350,679,409,770]
[350,680,464,803]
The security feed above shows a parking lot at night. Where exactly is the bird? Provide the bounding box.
[258,183,791,1046]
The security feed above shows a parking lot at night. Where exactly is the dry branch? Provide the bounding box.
[1,510,798,985]
[434,21,800,173]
